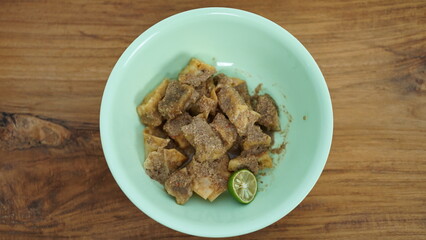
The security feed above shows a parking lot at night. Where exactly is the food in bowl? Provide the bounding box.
[100,7,333,237]
[136,58,281,205]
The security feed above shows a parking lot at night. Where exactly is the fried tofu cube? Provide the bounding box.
[165,168,193,205]
[233,106,260,136]
[158,81,198,120]
[206,76,216,93]
[192,76,216,98]
[163,112,192,148]
[210,113,237,150]
[191,176,213,200]
[181,117,227,162]
[137,79,169,126]
[188,155,230,201]
[232,78,252,108]
[228,154,259,174]
[193,77,209,97]
[190,95,217,119]
[144,150,169,184]
[213,73,234,87]
[252,94,280,131]
[257,151,273,169]
[209,83,218,114]
[242,125,272,154]
[178,58,216,87]
[143,127,170,156]
[144,125,169,138]
[144,148,187,184]
[207,155,230,202]
[217,86,260,136]
[214,74,251,107]
[163,148,187,171]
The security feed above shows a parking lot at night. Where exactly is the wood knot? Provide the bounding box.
[0,113,72,150]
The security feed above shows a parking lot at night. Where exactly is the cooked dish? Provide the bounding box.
[137,58,280,205]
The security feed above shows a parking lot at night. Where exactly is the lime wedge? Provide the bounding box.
[228,169,257,204]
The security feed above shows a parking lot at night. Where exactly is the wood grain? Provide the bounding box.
[0,0,425,239]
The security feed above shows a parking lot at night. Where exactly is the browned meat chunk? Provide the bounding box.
[228,154,259,174]
[163,148,187,170]
[210,113,237,150]
[165,168,193,205]
[181,117,227,162]
[242,125,272,154]
[178,58,216,87]
[217,86,260,136]
[137,79,169,126]
[163,112,192,148]
[190,95,217,119]
[158,81,198,120]
[144,148,187,184]
[252,94,280,131]
[188,155,230,201]
[143,127,170,156]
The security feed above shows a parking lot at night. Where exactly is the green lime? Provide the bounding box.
[228,169,257,204]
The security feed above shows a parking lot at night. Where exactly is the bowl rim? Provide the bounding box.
[100,7,333,238]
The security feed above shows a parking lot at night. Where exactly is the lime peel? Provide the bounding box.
[228,169,257,204]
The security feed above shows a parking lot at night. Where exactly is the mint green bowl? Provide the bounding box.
[100,8,333,238]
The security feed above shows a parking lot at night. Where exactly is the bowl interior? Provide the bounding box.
[100,8,333,237]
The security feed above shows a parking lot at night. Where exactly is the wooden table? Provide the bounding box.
[1,0,425,239]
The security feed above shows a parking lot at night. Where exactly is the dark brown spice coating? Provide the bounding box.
[163,112,192,148]
[165,168,193,205]
[188,155,230,200]
[144,148,187,184]
[252,94,280,131]
[242,125,272,154]
[181,117,227,162]
[158,81,197,120]
[163,113,192,137]
[228,154,259,174]
[139,59,283,204]
[189,95,217,118]
[210,113,237,150]
[217,86,260,136]
[178,58,216,87]
[234,81,252,108]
